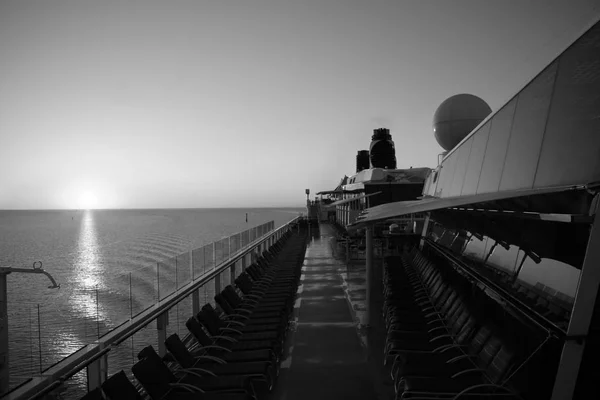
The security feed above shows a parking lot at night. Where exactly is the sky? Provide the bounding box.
[1,0,599,209]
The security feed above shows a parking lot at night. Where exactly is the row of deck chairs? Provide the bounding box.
[383,246,559,400]
[80,227,306,400]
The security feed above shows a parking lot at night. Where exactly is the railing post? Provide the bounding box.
[86,344,107,391]
[156,312,169,357]
[551,208,600,399]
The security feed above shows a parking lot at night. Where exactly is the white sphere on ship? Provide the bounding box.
[432,94,492,151]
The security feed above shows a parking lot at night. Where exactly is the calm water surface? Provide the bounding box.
[0,208,302,394]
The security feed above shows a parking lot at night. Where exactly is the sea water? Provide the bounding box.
[0,208,302,394]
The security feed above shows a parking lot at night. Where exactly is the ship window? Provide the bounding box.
[427,210,588,321]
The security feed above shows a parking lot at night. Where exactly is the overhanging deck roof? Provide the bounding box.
[326,191,382,207]
[351,184,588,226]
[316,189,365,195]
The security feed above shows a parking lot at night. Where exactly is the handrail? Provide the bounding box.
[423,238,565,338]
[30,347,113,399]
[4,216,302,400]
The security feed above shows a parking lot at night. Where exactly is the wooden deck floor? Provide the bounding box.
[272,223,393,400]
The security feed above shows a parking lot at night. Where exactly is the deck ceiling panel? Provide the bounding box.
[326,192,381,207]
[352,184,591,226]
[431,209,589,269]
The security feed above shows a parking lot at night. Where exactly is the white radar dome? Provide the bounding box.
[433,94,492,151]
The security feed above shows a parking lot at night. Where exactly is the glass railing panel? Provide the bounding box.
[230,233,241,255]
[7,302,40,394]
[163,294,194,341]
[235,259,243,277]
[131,321,159,370]
[221,267,231,288]
[36,302,92,373]
[221,238,230,261]
[44,369,88,400]
[204,244,215,272]
[176,251,191,289]
[130,265,158,318]
[107,336,135,378]
[158,258,176,301]
[192,246,205,280]
[212,241,220,267]
[242,230,249,247]
[201,277,216,308]
[97,272,133,337]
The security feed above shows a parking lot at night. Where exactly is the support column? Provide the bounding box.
[365,225,374,327]
[420,214,431,249]
[156,312,169,357]
[86,344,107,391]
[551,207,600,400]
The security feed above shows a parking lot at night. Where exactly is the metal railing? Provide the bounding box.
[4,217,302,400]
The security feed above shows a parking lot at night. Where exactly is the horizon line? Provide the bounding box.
[0,206,306,211]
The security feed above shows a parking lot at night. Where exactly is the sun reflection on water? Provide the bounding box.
[70,210,108,322]
[76,211,102,288]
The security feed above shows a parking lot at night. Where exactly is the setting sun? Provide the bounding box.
[78,191,99,209]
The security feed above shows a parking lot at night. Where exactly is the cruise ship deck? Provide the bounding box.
[272,223,393,400]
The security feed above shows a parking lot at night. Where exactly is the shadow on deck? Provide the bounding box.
[271,223,393,400]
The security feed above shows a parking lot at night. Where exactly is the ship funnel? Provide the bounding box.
[369,128,397,169]
[356,150,370,172]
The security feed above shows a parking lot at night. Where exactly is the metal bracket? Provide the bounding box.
[0,261,60,289]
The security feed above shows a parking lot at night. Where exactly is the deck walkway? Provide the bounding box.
[272,223,393,400]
